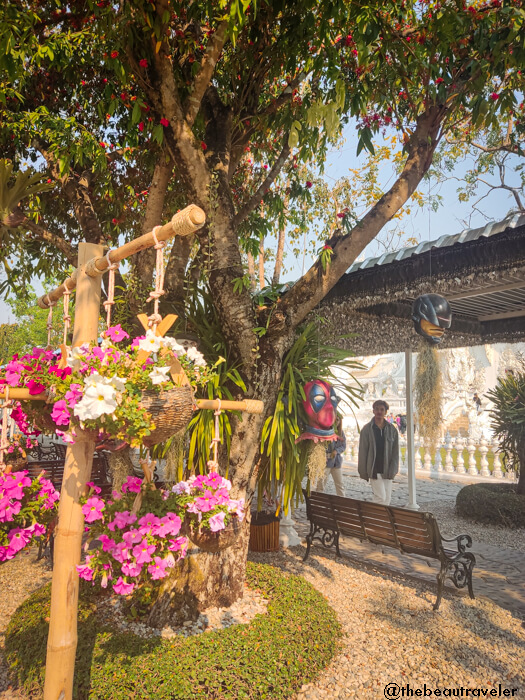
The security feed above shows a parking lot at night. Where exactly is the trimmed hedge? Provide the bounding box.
[5,561,341,699]
[456,483,525,528]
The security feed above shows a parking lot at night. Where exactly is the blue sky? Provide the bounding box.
[0,125,521,325]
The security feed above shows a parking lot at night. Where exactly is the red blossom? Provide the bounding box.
[112,218,118,224]
[138,122,144,132]
[160,118,169,127]
[201,141,207,151]
[139,59,148,68]
[435,78,444,84]
[490,93,500,101]
[306,181,312,188]
[110,51,118,59]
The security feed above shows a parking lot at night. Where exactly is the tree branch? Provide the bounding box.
[22,216,77,264]
[232,139,290,228]
[184,20,229,127]
[275,106,447,331]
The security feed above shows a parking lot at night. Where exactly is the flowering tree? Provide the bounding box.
[1,0,524,616]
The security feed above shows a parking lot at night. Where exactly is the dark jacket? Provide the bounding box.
[358,419,399,481]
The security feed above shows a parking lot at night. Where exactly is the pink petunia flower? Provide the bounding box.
[65,383,83,406]
[113,577,135,595]
[77,564,94,581]
[105,325,130,342]
[148,556,169,580]
[51,399,71,426]
[8,528,32,553]
[194,490,219,513]
[26,379,46,395]
[208,511,226,532]
[121,476,142,494]
[121,561,142,577]
[132,539,156,564]
[168,537,188,557]
[82,496,105,523]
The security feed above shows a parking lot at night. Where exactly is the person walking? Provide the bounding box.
[358,399,399,506]
[316,415,346,497]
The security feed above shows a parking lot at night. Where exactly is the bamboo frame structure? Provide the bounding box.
[2,204,266,700]
[36,205,205,309]
[0,389,264,415]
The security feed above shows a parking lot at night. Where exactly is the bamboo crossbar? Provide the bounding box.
[37,205,205,309]
[0,389,263,414]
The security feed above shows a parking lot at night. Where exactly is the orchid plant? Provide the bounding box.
[77,472,245,600]
[0,469,60,562]
[1,325,220,448]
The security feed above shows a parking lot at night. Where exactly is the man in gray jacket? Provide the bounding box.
[358,399,399,505]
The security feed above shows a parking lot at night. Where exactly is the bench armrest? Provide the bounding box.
[440,533,473,553]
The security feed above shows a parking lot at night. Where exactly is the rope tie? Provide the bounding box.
[207,399,222,470]
[45,295,56,349]
[146,226,166,332]
[0,387,11,469]
[62,280,74,347]
[102,250,119,329]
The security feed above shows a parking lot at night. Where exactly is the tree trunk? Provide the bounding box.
[147,514,251,628]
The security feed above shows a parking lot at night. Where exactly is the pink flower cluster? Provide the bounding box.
[172,471,245,532]
[0,470,60,562]
[77,476,188,595]
[77,472,245,597]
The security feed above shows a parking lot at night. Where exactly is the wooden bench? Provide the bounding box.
[303,490,476,610]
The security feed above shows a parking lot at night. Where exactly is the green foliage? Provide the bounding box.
[5,561,341,700]
[0,287,63,363]
[414,343,443,449]
[259,320,363,513]
[184,290,247,476]
[487,371,525,478]
[456,483,525,528]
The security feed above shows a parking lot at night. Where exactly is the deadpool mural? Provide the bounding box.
[296,379,340,443]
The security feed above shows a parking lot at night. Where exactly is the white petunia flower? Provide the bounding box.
[162,337,186,354]
[107,375,127,392]
[67,344,89,369]
[185,346,206,367]
[73,384,117,420]
[149,366,171,385]
[137,330,162,353]
[83,372,112,390]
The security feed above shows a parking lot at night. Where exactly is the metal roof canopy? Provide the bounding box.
[321,213,525,351]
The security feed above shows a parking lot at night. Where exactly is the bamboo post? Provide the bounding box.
[43,242,104,700]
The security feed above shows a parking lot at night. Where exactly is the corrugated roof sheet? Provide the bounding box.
[345,212,525,275]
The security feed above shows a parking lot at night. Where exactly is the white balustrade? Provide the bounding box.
[455,437,466,474]
[434,442,443,473]
[423,443,432,471]
[414,439,422,471]
[467,435,478,476]
[479,437,490,477]
[444,434,454,473]
[490,439,504,479]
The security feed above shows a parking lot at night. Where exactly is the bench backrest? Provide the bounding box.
[305,491,439,557]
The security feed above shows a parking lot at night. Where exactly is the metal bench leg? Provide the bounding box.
[467,560,475,600]
[335,531,341,558]
[434,564,447,611]
[303,525,314,561]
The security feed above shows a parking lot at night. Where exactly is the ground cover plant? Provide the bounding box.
[5,560,341,700]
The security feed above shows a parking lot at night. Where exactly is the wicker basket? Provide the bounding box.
[188,517,242,553]
[249,511,280,552]
[139,385,194,447]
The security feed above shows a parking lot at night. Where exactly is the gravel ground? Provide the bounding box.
[251,547,525,700]
[1,505,525,700]
[421,498,525,553]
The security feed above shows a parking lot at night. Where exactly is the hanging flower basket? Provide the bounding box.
[140,386,195,447]
[187,516,242,553]
[2,327,221,448]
